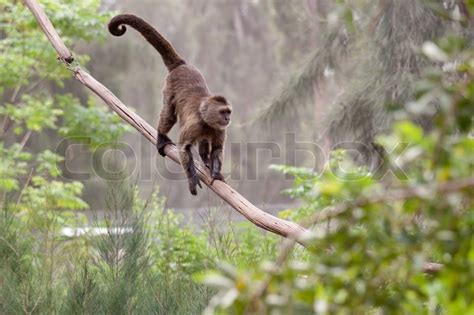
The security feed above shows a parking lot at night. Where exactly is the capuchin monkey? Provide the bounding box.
[109,14,232,195]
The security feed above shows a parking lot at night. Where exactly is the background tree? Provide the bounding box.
[0,1,129,312]
[259,0,474,166]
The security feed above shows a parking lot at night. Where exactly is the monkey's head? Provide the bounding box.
[200,96,232,130]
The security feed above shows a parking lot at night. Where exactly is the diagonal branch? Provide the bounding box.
[23,0,308,244]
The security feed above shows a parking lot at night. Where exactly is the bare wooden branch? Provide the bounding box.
[23,0,74,63]
[23,0,308,244]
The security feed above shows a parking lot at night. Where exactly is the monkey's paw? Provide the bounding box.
[188,174,203,196]
[157,134,173,157]
[210,172,226,185]
[200,156,210,168]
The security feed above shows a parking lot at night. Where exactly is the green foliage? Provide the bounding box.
[74,181,153,314]
[272,151,374,222]
[199,36,474,314]
[0,207,49,314]
[0,143,31,191]
[41,181,278,314]
[0,1,134,313]
[148,197,211,276]
[0,0,130,255]
[0,0,108,90]
[0,95,63,134]
[23,178,88,212]
[36,150,63,177]
[228,222,279,266]
[203,208,279,268]
[58,94,132,149]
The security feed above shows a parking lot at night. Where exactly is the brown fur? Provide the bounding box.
[109,14,185,71]
[109,14,232,195]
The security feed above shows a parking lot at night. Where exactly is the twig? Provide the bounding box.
[23,0,73,63]
[307,176,474,225]
[10,84,22,103]
[16,168,34,206]
[0,116,11,138]
[18,130,32,151]
[1,78,45,139]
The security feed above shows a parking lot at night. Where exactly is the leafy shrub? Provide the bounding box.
[200,36,474,314]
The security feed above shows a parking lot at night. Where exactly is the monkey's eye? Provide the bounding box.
[219,109,231,115]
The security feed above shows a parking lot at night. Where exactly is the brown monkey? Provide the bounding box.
[108,14,231,195]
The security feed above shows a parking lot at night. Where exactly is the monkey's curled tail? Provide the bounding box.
[108,14,185,71]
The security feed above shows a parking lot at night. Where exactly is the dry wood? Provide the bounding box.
[23,0,74,62]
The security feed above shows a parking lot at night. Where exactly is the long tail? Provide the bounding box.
[108,14,185,71]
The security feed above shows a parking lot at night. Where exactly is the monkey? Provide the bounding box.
[108,14,232,195]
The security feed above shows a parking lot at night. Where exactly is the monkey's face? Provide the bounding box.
[200,96,232,130]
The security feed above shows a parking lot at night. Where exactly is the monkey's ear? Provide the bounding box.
[210,95,227,104]
[199,99,209,114]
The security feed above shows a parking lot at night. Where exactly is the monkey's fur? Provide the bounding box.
[109,14,232,195]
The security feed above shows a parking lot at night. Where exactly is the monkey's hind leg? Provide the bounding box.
[156,97,177,157]
[198,139,210,167]
[179,143,202,195]
[210,143,225,184]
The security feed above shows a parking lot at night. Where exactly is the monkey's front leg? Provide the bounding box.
[157,133,174,157]
[210,145,225,183]
[179,143,202,195]
[199,139,210,167]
